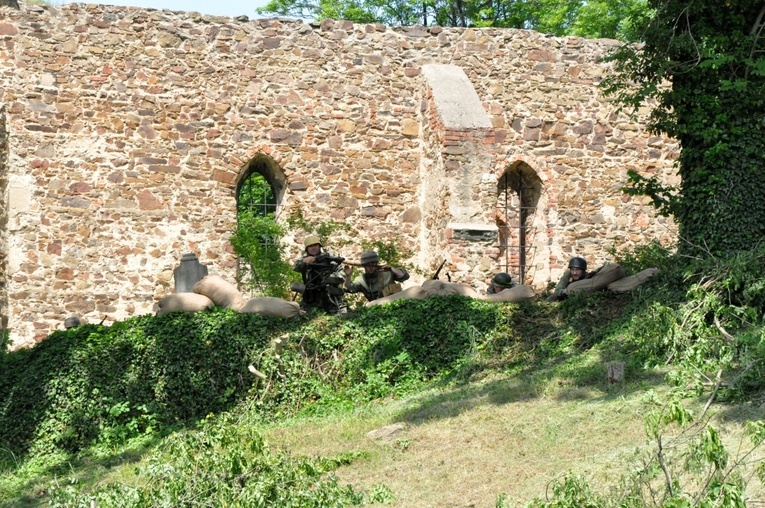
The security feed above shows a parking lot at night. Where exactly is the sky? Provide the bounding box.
[59,0,272,18]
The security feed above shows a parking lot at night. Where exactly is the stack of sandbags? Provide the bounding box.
[606,267,659,292]
[482,285,538,302]
[193,275,246,311]
[239,297,302,318]
[368,280,521,307]
[566,263,627,295]
[420,280,482,298]
[366,285,427,307]
[156,293,215,316]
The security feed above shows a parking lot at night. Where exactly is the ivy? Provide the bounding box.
[603,0,765,255]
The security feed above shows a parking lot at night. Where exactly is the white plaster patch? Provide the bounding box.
[422,64,492,129]
[8,176,34,230]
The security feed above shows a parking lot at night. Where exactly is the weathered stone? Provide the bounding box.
[136,190,163,211]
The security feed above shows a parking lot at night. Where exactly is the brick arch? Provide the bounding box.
[496,161,544,284]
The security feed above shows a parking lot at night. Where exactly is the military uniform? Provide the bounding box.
[292,236,346,314]
[346,268,410,302]
[546,256,594,302]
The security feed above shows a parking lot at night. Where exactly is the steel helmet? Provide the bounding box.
[64,316,81,329]
[303,235,322,248]
[568,256,587,271]
[492,272,514,288]
[360,250,380,265]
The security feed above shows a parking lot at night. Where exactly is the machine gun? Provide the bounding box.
[312,254,346,268]
[292,254,347,313]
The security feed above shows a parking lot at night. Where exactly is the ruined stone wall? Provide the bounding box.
[0,2,678,348]
[0,106,8,333]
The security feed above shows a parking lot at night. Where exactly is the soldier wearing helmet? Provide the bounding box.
[546,256,593,302]
[64,316,81,329]
[292,235,347,313]
[343,250,410,302]
[487,272,515,294]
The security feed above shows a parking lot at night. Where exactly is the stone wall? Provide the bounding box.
[0,2,679,348]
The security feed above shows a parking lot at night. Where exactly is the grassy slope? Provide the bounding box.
[2,272,765,507]
[263,376,664,507]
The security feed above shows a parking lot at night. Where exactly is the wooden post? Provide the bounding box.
[607,362,625,384]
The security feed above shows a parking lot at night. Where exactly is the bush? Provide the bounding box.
[48,413,366,507]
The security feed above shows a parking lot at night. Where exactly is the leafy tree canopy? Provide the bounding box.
[258,0,648,40]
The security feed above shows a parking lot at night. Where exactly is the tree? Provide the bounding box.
[258,0,648,41]
[603,1,765,255]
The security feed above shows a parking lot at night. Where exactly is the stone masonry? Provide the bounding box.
[0,2,679,348]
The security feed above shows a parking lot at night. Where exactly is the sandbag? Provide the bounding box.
[607,267,659,292]
[193,275,246,311]
[566,263,626,295]
[482,284,538,302]
[366,285,427,307]
[239,297,302,318]
[156,293,215,316]
[420,280,481,298]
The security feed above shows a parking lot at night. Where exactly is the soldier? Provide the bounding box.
[546,256,593,302]
[487,272,515,294]
[343,250,410,302]
[292,235,347,314]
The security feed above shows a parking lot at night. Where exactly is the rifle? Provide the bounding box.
[432,259,447,280]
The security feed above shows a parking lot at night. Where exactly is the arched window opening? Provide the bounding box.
[496,162,542,284]
[233,154,290,297]
[238,172,277,217]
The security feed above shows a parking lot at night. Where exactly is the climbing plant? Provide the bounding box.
[603,0,765,255]
[231,173,294,298]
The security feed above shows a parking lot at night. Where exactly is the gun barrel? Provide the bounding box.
[432,259,448,279]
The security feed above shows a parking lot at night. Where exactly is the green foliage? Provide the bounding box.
[4,243,765,506]
[621,169,680,219]
[233,172,295,297]
[258,0,648,41]
[47,413,366,507]
[602,0,765,255]
[0,296,519,466]
[285,208,353,252]
[230,210,296,298]
[608,238,676,275]
[570,0,650,40]
[525,390,760,508]
[524,474,604,507]
[0,310,278,459]
[0,328,8,355]
[237,171,276,216]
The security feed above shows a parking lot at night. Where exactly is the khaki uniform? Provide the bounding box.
[546,269,594,302]
[346,268,409,302]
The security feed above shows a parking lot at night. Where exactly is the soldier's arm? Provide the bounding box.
[391,267,409,282]
[344,277,365,294]
[546,271,571,302]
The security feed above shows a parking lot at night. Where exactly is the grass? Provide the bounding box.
[3,353,764,507]
[3,262,765,506]
[258,370,673,507]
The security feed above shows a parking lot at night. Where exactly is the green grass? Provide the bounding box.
[3,245,765,506]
